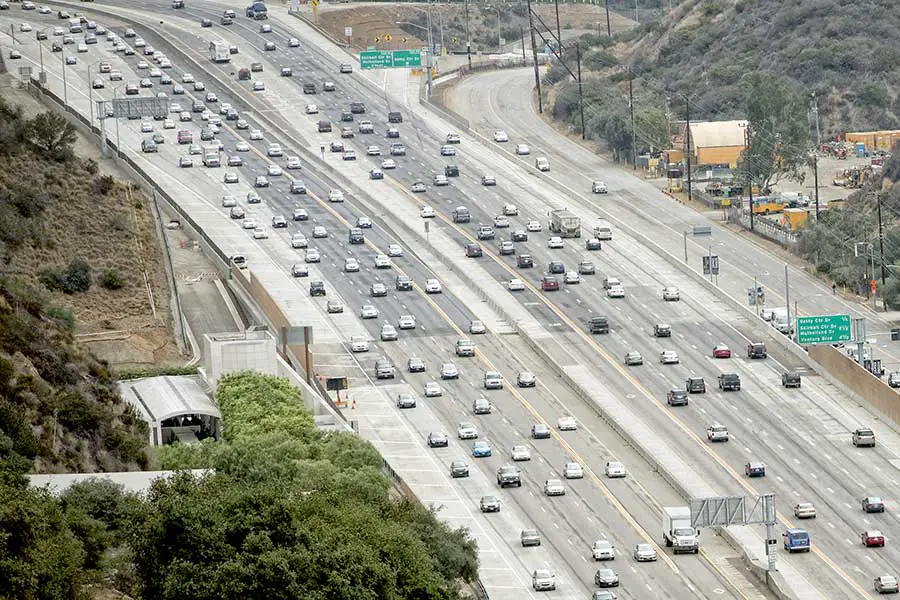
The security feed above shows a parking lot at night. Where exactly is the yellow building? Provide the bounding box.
[844,130,900,152]
[671,120,748,167]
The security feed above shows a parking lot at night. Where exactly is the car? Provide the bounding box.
[288,36,300,47]
[563,462,583,479]
[592,180,609,193]
[511,445,531,461]
[793,502,817,519]
[684,376,706,394]
[457,421,477,439]
[479,495,501,513]
[360,304,378,319]
[267,164,283,177]
[178,156,193,168]
[252,227,269,240]
[863,496,886,513]
[517,371,536,387]
[396,393,416,409]
[65,55,77,65]
[433,174,449,186]
[424,382,442,397]
[344,258,360,272]
[370,282,387,297]
[382,158,398,170]
[472,440,492,458]
[521,220,541,234]
[535,157,550,171]
[543,478,565,496]
[558,416,577,431]
[469,320,486,335]
[592,540,615,561]
[305,249,321,263]
[493,215,510,228]
[713,344,732,358]
[328,190,345,202]
[380,324,398,341]
[250,129,264,141]
[395,275,413,291]
[633,543,657,561]
[425,431,449,449]
[623,351,643,366]
[223,171,239,184]
[373,254,390,269]
[531,424,551,439]
[420,206,436,218]
[853,428,876,447]
[450,460,469,478]
[511,229,529,242]
[594,568,619,588]
[369,168,384,180]
[515,143,530,155]
[227,155,243,167]
[398,314,416,330]
[358,120,375,133]
[576,260,596,275]
[606,284,624,296]
[586,237,603,251]
[466,244,483,258]
[441,363,459,380]
[375,359,395,379]
[667,387,689,406]
[875,575,900,594]
[521,529,541,547]
[541,276,559,292]
[508,278,525,291]
[745,461,766,477]
[548,236,564,249]
[342,150,357,161]
[446,132,461,144]
[388,244,403,257]
[440,145,456,156]
[483,371,502,389]
[493,130,509,142]
[659,350,679,364]
[290,264,308,278]
[246,192,261,205]
[255,176,270,188]
[605,461,626,478]
[862,530,886,547]
[654,323,672,337]
[782,371,802,388]
[323,80,336,91]
[253,81,265,92]
[349,336,369,353]
[418,278,441,294]
[477,226,495,241]
[305,104,319,115]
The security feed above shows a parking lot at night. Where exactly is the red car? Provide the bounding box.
[541,276,559,292]
[712,344,732,359]
[862,530,885,547]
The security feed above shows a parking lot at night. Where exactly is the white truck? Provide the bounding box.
[662,506,699,554]
[202,145,220,168]
[548,209,581,238]
[209,41,230,63]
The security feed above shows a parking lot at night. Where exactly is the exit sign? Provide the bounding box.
[796,314,852,345]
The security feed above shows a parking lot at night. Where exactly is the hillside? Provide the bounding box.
[0,93,150,475]
[550,0,900,137]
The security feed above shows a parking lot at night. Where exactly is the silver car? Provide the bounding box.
[563,462,584,479]
[624,351,643,366]
[380,323,398,341]
[532,569,556,591]
[543,478,566,496]
[591,539,615,561]
[633,543,658,562]
[441,363,459,379]
[457,421,478,439]
[511,445,531,461]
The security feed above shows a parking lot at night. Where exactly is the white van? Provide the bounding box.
[68,18,83,33]
[771,307,792,334]
[593,220,613,241]
[535,157,550,172]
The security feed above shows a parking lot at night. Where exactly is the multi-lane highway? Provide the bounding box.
[6,2,900,599]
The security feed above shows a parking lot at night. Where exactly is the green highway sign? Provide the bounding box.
[360,49,422,70]
[796,314,852,345]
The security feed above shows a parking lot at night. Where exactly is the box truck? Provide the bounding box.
[662,506,699,554]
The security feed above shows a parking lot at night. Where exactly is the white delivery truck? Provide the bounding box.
[662,506,699,554]
[202,145,220,167]
[548,209,581,238]
[208,41,231,63]
[770,307,792,335]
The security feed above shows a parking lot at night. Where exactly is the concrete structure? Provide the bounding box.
[118,375,221,447]
[29,469,213,494]
[201,330,278,387]
[671,119,748,167]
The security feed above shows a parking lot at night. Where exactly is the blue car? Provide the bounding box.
[472,440,492,458]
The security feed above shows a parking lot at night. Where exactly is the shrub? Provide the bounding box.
[45,306,75,332]
[82,158,99,175]
[97,174,115,195]
[100,269,125,290]
[40,259,92,294]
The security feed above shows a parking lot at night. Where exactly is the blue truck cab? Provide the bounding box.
[783,528,810,553]
[246,1,267,19]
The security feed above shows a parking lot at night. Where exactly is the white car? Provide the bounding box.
[662,286,680,301]
[493,215,510,228]
[515,143,530,155]
[535,157,550,171]
[425,279,442,294]
[344,258,360,272]
[381,158,397,169]
[592,540,615,560]
[557,416,577,431]
[493,130,509,142]
[440,145,456,156]
[398,315,416,330]
[660,350,680,364]
[140,122,153,133]
[373,254,391,269]
[366,145,381,156]
[607,285,625,298]
[605,461,626,478]
[388,244,403,257]
[290,233,308,249]
[163,119,175,129]
[305,249,321,263]
[548,236,564,249]
[457,421,478,439]
[267,143,283,157]
[543,479,566,496]
[242,219,258,230]
[235,141,250,152]
[592,180,608,193]
[250,129,264,140]
[286,156,302,170]
[503,204,518,216]
[360,304,378,319]
[252,227,269,240]
[267,164,283,177]
[424,382,443,397]
[312,225,328,238]
[305,104,318,114]
[563,462,584,479]
[349,336,369,353]
[564,272,580,284]
[511,445,531,461]
[328,189,345,202]
[441,363,459,379]
[526,220,542,232]
[421,206,436,218]
[508,278,525,291]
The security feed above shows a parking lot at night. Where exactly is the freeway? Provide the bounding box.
[10,2,900,597]
[0,6,761,598]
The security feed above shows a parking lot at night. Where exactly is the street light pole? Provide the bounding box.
[61,47,68,109]
[464,0,471,68]
[88,66,94,125]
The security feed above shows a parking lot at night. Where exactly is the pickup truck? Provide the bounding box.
[718,373,741,391]
[497,465,521,487]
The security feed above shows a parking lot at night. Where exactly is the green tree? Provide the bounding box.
[27,112,76,161]
[738,72,810,191]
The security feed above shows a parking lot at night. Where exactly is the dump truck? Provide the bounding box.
[548,209,581,238]
[209,41,230,63]
[662,506,699,554]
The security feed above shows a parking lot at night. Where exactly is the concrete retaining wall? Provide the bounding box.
[809,345,900,424]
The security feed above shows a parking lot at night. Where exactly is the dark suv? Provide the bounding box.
[395,275,413,291]
[517,254,534,268]
[782,371,801,388]
[465,243,483,258]
[309,281,325,297]
[686,376,706,393]
[747,342,767,358]
[388,111,403,123]
[349,101,366,114]
[718,373,741,391]
[588,316,609,334]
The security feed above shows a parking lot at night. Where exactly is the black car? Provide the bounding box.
[445,165,459,177]
[309,281,325,297]
[511,230,528,242]
[653,323,671,337]
[303,82,316,94]
[517,254,534,268]
[718,373,741,391]
[388,111,403,123]
[686,376,706,393]
[340,111,354,122]
[588,316,609,334]
[466,243,483,258]
[350,101,367,114]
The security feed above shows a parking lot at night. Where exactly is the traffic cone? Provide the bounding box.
[351,397,357,410]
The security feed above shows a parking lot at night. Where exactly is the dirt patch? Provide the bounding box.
[0,75,182,370]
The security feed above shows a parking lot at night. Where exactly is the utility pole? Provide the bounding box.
[878,192,886,286]
[464,0,471,68]
[527,0,542,113]
[813,153,820,220]
[605,0,612,36]
[520,26,527,66]
[576,43,585,140]
[554,0,562,56]
[745,125,754,231]
[784,265,792,342]
[628,69,636,170]
[811,91,821,148]
[685,97,692,202]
